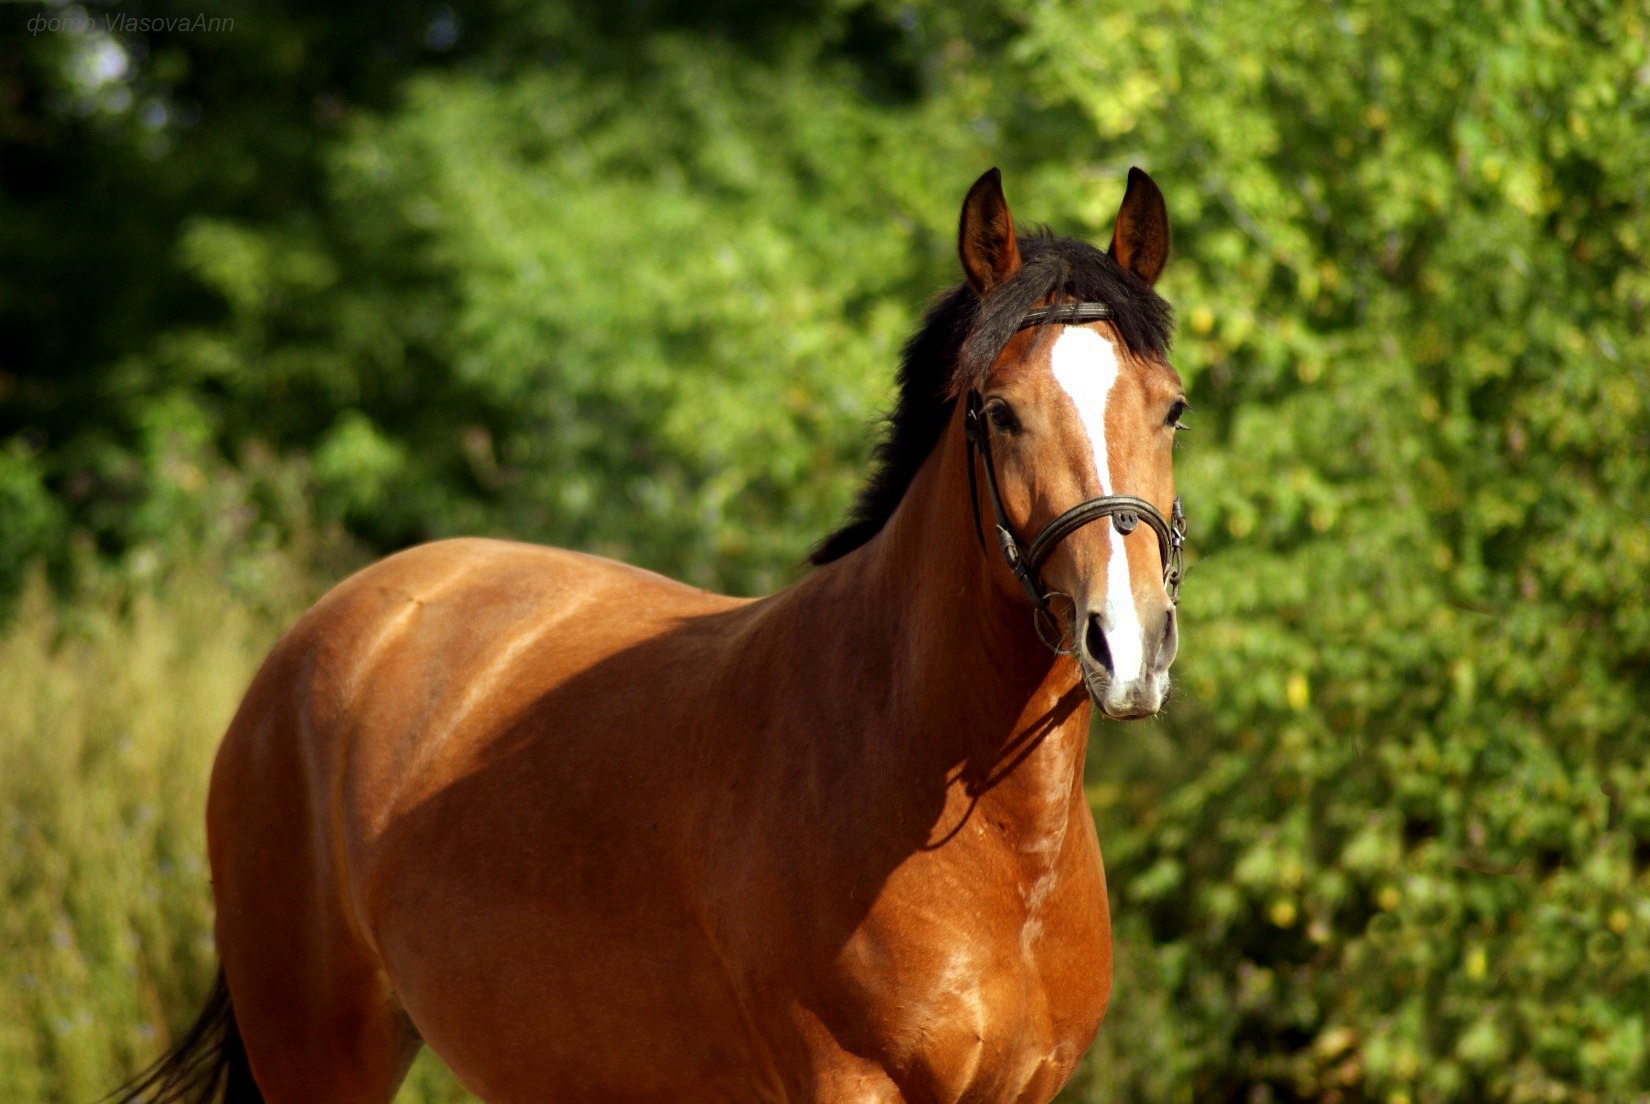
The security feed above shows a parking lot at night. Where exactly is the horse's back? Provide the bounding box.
[216,535,748,886]
[224,537,714,763]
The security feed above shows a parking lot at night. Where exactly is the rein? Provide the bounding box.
[964,300,1186,652]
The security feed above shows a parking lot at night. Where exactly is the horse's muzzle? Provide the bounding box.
[1078,607,1175,719]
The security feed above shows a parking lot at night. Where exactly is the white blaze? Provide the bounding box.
[1049,327,1146,683]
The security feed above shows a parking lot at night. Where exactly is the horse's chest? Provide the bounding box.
[821,839,1112,1103]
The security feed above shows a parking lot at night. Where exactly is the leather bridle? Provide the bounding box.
[964,300,1186,651]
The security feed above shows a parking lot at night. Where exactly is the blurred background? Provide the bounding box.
[3,0,1648,1100]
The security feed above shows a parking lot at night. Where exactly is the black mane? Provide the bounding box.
[809,233,1173,565]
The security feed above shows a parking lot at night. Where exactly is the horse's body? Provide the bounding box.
[217,495,1106,1102]
[122,168,1181,1103]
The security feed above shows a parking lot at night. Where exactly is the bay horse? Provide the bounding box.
[119,167,1185,1103]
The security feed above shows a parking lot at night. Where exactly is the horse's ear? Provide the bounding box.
[958,168,1022,295]
[1108,167,1170,287]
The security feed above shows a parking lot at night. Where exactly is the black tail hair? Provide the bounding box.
[105,967,262,1103]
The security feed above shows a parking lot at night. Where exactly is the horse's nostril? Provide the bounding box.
[1084,614,1113,674]
[1159,608,1179,666]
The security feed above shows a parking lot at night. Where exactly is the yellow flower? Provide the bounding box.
[1286,673,1310,712]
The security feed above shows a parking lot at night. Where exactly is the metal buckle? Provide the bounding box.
[1033,592,1078,655]
[996,526,1020,565]
[1165,496,1186,601]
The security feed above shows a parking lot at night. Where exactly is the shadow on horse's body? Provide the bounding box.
[119,168,1184,1103]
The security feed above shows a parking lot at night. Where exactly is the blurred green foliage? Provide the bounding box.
[0,562,472,1103]
[3,0,1648,1101]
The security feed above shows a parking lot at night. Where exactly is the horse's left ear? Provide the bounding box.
[1108,167,1170,287]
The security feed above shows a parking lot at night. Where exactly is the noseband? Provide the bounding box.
[964,301,1186,647]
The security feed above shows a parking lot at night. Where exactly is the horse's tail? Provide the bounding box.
[108,967,262,1103]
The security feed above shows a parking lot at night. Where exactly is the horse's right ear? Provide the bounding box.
[958,168,1022,295]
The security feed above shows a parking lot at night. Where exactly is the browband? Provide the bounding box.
[1016,302,1113,330]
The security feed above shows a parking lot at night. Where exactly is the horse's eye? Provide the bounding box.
[1166,400,1190,431]
[987,400,1020,434]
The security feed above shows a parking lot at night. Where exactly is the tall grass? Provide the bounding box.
[0,561,470,1102]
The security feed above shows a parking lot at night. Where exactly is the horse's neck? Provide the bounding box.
[802,411,1092,850]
